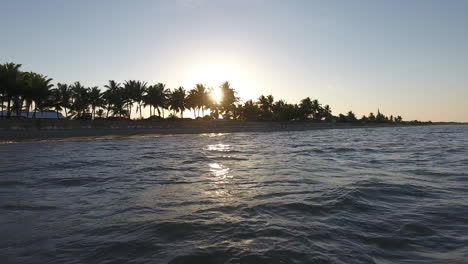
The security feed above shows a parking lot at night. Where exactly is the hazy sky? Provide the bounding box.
[1,0,467,121]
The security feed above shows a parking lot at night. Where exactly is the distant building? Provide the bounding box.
[0,111,65,119]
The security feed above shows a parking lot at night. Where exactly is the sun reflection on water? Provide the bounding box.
[206,143,231,152]
[209,163,231,179]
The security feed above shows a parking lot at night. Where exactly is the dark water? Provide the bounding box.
[1,125,467,263]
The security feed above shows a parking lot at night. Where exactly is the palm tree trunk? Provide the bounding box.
[1,95,4,117]
[6,97,11,118]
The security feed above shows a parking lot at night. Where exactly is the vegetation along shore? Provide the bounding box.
[0,62,433,141]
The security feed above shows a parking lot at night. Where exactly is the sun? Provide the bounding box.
[211,87,222,103]
[183,63,255,102]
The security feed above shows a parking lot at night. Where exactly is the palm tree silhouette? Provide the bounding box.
[70,81,91,119]
[186,89,198,118]
[0,63,23,118]
[168,86,186,118]
[27,73,53,118]
[103,80,124,118]
[219,81,239,119]
[55,83,72,118]
[0,60,409,123]
[151,83,169,117]
[89,86,103,119]
[192,84,209,117]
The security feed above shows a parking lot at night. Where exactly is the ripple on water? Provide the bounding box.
[0,125,467,263]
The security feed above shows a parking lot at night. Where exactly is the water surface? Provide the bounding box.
[1,125,467,263]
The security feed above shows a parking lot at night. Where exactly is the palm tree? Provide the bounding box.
[70,81,91,119]
[21,72,36,118]
[168,86,186,118]
[219,81,239,119]
[186,89,198,118]
[321,104,333,121]
[143,83,168,118]
[123,80,147,119]
[54,83,72,118]
[27,73,53,118]
[134,81,148,119]
[257,95,274,120]
[241,100,261,121]
[193,84,209,117]
[143,85,154,117]
[0,63,23,118]
[299,97,314,120]
[103,80,122,118]
[311,99,322,120]
[50,88,63,119]
[123,80,136,118]
[89,86,103,119]
[154,83,169,117]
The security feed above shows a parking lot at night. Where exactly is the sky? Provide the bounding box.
[1,0,467,121]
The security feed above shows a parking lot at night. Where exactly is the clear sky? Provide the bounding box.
[1,0,467,121]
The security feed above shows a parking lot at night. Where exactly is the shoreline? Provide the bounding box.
[0,119,451,143]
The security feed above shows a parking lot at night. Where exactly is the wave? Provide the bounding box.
[42,176,107,187]
[0,180,24,187]
[2,203,58,211]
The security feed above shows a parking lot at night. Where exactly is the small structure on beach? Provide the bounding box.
[0,111,65,119]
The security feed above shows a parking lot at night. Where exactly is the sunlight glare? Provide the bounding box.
[183,64,256,101]
[211,87,222,103]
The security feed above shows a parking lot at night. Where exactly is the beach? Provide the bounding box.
[0,119,432,143]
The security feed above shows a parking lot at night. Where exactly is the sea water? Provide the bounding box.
[0,125,467,263]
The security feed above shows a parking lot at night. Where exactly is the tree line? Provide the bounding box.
[0,62,403,123]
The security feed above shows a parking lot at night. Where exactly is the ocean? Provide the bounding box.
[1,125,467,263]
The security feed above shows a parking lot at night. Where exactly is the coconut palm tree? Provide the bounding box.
[133,81,148,119]
[219,81,239,119]
[123,80,147,119]
[311,99,323,120]
[299,97,314,120]
[192,84,209,117]
[123,80,136,118]
[27,73,53,118]
[154,83,169,117]
[186,88,198,118]
[257,95,274,120]
[143,85,155,117]
[21,72,36,118]
[50,88,64,119]
[241,100,261,121]
[70,81,91,119]
[53,83,72,118]
[89,86,103,119]
[168,86,186,118]
[321,104,333,121]
[0,63,23,118]
[103,80,122,118]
